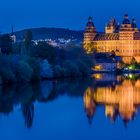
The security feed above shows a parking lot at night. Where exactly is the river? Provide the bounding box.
[0,74,140,140]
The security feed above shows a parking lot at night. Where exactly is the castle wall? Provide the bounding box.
[93,39,140,63]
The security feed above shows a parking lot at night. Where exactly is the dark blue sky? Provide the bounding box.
[0,0,140,33]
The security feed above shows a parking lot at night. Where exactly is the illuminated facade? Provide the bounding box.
[84,15,140,63]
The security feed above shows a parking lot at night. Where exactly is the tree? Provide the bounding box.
[16,61,33,82]
[24,30,33,55]
[63,60,81,77]
[0,34,12,54]
[31,42,56,64]
[40,59,53,79]
[27,57,41,80]
[0,68,16,83]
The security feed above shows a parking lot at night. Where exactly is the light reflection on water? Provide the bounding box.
[0,74,140,140]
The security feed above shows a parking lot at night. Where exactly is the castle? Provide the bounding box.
[83,14,140,63]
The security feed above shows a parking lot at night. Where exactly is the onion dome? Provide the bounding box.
[122,14,131,24]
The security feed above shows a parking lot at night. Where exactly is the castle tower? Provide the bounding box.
[84,17,96,53]
[119,14,134,40]
[119,14,135,59]
[132,18,139,33]
[105,17,118,33]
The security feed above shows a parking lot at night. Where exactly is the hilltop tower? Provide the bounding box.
[84,17,96,53]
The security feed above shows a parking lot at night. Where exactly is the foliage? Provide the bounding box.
[75,60,90,76]
[0,68,16,83]
[40,59,53,79]
[24,30,33,56]
[0,40,94,84]
[27,57,41,80]
[24,30,33,47]
[0,34,12,54]
[30,42,56,63]
[16,61,33,82]
[62,60,81,77]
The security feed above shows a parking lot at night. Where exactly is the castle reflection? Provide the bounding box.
[84,74,140,124]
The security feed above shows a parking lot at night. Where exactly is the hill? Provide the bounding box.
[14,28,84,42]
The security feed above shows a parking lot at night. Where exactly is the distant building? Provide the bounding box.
[84,15,140,63]
[93,53,117,72]
[10,25,16,43]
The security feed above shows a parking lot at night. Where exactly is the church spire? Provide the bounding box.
[11,24,14,35]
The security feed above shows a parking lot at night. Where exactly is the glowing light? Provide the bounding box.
[129,74,133,79]
[94,65,102,71]
[94,74,102,79]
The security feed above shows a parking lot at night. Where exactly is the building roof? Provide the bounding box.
[95,58,116,63]
[85,16,96,33]
[107,17,117,27]
[122,14,131,24]
[94,33,119,40]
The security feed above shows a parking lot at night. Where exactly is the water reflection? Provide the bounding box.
[0,74,140,129]
[84,74,140,126]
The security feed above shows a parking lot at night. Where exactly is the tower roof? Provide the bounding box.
[132,18,137,28]
[107,17,117,27]
[86,16,95,27]
[85,16,96,33]
[122,14,130,24]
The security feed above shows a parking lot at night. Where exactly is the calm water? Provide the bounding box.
[0,74,140,140]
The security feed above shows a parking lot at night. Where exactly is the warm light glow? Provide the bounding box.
[93,65,102,71]
[93,74,102,79]
[84,15,140,63]
[84,78,140,122]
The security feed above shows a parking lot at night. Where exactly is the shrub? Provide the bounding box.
[40,59,53,79]
[75,60,90,76]
[63,60,81,77]
[27,57,41,80]
[0,68,16,83]
[16,61,33,82]
[53,65,64,78]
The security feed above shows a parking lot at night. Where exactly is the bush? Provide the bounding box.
[0,68,16,83]
[63,60,81,77]
[53,65,65,78]
[31,42,56,64]
[16,61,33,82]
[27,57,41,80]
[75,60,90,76]
[40,59,53,79]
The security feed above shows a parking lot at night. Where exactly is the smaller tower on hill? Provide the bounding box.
[10,24,16,43]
